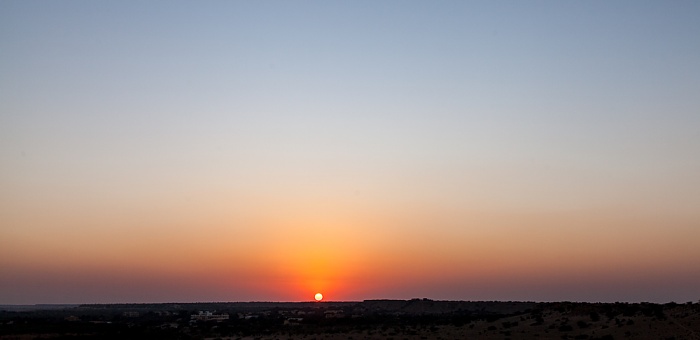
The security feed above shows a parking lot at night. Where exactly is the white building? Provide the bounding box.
[190,311,229,321]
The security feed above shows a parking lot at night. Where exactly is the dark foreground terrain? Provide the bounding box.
[1,300,699,339]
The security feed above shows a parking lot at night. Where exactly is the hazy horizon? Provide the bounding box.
[2,297,695,306]
[2,1,699,305]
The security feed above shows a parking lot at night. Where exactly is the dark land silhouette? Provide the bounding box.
[1,299,699,339]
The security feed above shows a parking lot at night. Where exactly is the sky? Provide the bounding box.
[1,1,699,304]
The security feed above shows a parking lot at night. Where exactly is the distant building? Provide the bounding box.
[159,322,179,329]
[190,311,229,321]
[284,317,304,325]
[237,313,260,319]
[324,310,345,318]
[123,311,140,317]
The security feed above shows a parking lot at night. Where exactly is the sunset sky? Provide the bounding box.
[1,1,699,304]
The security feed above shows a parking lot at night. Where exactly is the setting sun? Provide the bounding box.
[314,293,323,301]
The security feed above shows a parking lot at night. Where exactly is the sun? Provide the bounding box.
[314,293,323,301]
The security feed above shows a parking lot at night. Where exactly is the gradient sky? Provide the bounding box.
[1,1,699,304]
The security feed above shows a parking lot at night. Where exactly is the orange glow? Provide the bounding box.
[2,191,700,303]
